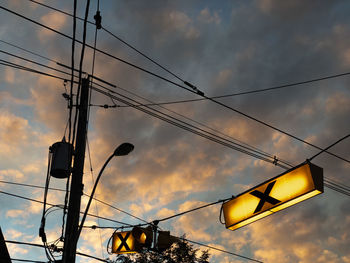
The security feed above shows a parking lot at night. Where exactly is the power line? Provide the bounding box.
[0,46,294,171]
[2,61,349,199]
[0,59,69,82]
[0,39,117,89]
[309,133,350,161]
[0,179,66,192]
[18,1,350,105]
[0,5,195,92]
[68,0,77,144]
[183,238,263,263]
[0,178,148,224]
[94,74,292,167]
[26,0,184,83]
[4,240,109,262]
[2,61,350,199]
[0,49,70,76]
[0,45,286,167]
[0,56,291,169]
[93,85,290,169]
[115,68,350,106]
[324,182,350,197]
[9,259,46,263]
[2,57,350,202]
[0,39,55,63]
[156,198,232,223]
[0,189,133,226]
[2,5,348,166]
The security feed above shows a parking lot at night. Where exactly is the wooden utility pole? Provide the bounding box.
[62,78,90,263]
[0,227,11,263]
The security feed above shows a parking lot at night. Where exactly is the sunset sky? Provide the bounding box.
[1,1,350,262]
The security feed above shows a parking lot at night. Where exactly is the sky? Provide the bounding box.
[0,0,350,262]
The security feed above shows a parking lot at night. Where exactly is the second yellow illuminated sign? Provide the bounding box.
[222,162,323,231]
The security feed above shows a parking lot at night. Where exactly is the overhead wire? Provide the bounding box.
[0,178,149,224]
[0,55,291,169]
[183,238,263,263]
[0,38,56,63]
[0,43,295,169]
[87,0,105,257]
[1,4,349,166]
[2,58,350,200]
[0,46,287,166]
[308,133,350,162]
[0,189,133,226]
[2,43,350,217]
[68,0,77,144]
[93,85,290,169]
[156,198,232,223]
[9,259,46,263]
[27,0,184,83]
[5,240,109,263]
[1,61,350,198]
[71,0,90,149]
[4,1,348,262]
[5,190,264,262]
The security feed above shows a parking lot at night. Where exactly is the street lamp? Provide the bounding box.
[77,143,134,239]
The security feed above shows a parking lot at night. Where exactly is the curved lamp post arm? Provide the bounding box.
[76,142,134,241]
[76,153,114,239]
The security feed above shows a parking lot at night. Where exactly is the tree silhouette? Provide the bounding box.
[113,239,210,263]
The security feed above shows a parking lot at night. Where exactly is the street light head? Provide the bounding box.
[113,143,134,156]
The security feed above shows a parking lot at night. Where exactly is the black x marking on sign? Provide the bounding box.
[117,232,131,251]
[250,181,281,213]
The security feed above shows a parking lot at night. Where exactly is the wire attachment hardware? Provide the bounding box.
[94,11,102,29]
[184,81,205,96]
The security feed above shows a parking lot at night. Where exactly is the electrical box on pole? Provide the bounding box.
[49,138,73,179]
[62,77,90,263]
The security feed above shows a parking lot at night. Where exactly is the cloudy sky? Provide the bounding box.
[1,0,350,262]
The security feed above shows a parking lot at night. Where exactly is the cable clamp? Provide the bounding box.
[184,81,205,96]
[273,156,278,165]
[94,11,102,29]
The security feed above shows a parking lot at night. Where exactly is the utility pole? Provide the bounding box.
[0,227,11,263]
[62,77,90,263]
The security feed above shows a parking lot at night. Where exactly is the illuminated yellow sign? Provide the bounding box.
[111,227,153,254]
[112,231,138,254]
[223,162,323,231]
